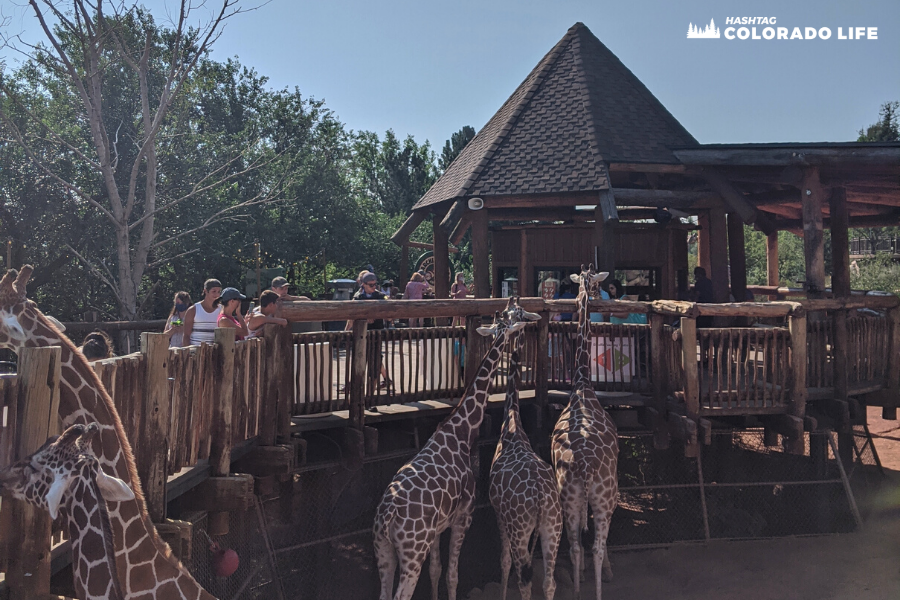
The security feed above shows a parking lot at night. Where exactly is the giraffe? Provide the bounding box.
[489,330,562,600]
[373,298,542,600]
[0,422,135,600]
[0,267,217,600]
[550,265,618,600]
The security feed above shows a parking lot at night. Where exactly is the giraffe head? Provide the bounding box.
[569,264,609,299]
[477,297,542,338]
[0,422,134,519]
[0,266,33,350]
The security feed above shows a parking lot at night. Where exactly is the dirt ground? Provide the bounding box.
[465,408,900,600]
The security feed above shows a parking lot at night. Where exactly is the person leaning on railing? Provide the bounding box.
[247,290,289,338]
[607,279,647,325]
[350,272,392,390]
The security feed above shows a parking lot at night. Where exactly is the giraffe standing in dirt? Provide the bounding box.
[489,331,562,600]
[0,267,217,599]
[374,298,542,600]
[0,422,135,600]
[551,266,618,600]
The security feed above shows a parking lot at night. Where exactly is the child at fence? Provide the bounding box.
[608,279,647,324]
[79,330,115,361]
[217,287,250,340]
[247,290,289,338]
[183,278,222,346]
[450,273,469,326]
[164,291,191,347]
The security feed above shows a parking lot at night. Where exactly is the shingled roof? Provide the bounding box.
[412,22,698,211]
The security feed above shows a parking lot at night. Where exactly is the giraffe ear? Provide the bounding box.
[476,325,496,337]
[96,471,135,503]
[569,274,580,284]
[46,474,73,520]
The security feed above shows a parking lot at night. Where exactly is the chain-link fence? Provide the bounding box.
[196,426,880,599]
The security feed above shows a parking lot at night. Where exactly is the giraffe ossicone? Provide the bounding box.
[0,266,218,600]
[374,297,541,600]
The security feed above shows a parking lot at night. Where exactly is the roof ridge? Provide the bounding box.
[451,25,579,199]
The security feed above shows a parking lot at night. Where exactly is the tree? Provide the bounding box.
[0,1,284,319]
[439,125,475,172]
[857,101,899,142]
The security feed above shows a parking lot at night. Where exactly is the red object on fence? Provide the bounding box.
[211,542,240,577]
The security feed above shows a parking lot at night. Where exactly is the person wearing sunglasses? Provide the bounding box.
[351,271,392,390]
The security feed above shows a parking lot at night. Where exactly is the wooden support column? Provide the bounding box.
[766,232,780,290]
[886,307,900,420]
[680,317,700,457]
[708,207,730,303]
[140,332,172,523]
[519,230,531,297]
[464,315,482,388]
[727,213,747,301]
[400,244,409,286]
[471,208,490,298]
[260,323,290,446]
[830,187,851,298]
[801,168,826,299]
[786,311,808,455]
[535,312,549,407]
[433,213,450,299]
[5,346,60,598]
[650,313,670,450]
[349,320,368,430]
[697,212,711,274]
[207,328,236,535]
[593,204,616,275]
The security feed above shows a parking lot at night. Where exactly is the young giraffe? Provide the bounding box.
[0,422,135,600]
[374,298,542,600]
[551,265,618,600]
[0,267,217,600]
[489,331,562,600]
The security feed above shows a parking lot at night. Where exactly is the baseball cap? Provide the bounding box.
[220,287,246,302]
[360,272,377,284]
[271,276,289,289]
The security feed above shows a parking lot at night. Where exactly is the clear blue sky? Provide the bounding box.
[3,0,898,150]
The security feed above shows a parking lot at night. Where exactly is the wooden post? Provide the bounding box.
[535,311,549,407]
[886,307,900,419]
[471,208,490,298]
[680,317,699,457]
[259,325,286,446]
[727,214,747,301]
[400,244,409,288]
[465,315,482,387]
[519,230,530,297]
[786,312,808,455]
[139,333,171,523]
[593,205,616,276]
[766,232,780,295]
[6,346,60,598]
[349,320,368,430]
[433,213,450,300]
[830,187,851,298]
[697,212,711,274]
[801,168,826,299]
[650,313,669,449]
[211,329,235,476]
[708,207,729,303]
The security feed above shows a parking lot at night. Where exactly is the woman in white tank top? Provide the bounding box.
[182,279,222,346]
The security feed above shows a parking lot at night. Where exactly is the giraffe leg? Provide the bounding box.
[374,529,397,600]
[539,505,562,600]
[512,529,534,600]
[395,549,427,600]
[429,537,442,600]
[560,479,586,599]
[590,511,613,600]
[498,525,512,600]
[446,510,473,600]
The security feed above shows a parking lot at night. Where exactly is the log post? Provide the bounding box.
[400,244,409,288]
[349,320,368,430]
[433,213,450,300]
[259,325,288,446]
[697,212,711,274]
[593,204,617,276]
[886,307,900,420]
[211,329,236,476]
[801,168,826,299]
[766,232,780,297]
[5,346,60,598]
[519,230,530,297]
[464,315,482,388]
[471,208,490,298]
[708,207,730,304]
[727,214,747,302]
[650,313,670,449]
[680,317,700,457]
[139,332,171,523]
[829,186,854,464]
[786,312,808,455]
[535,311,550,408]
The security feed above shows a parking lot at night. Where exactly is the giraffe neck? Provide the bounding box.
[442,328,509,451]
[499,336,526,445]
[20,308,215,599]
[64,466,126,600]
[572,288,592,387]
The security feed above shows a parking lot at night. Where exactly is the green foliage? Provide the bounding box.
[439,125,475,172]
[857,101,900,142]
[851,254,900,295]
[743,228,808,287]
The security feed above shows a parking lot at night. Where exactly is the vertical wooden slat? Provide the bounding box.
[210,328,235,477]
[349,320,368,430]
[139,333,171,523]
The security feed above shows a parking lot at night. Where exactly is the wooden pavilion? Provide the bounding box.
[392,22,900,309]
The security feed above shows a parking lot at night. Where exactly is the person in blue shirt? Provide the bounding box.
[607,279,648,324]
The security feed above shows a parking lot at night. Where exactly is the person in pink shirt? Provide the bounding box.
[450,273,469,325]
[402,272,431,327]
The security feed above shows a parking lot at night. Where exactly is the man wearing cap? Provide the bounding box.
[351,271,392,390]
[271,276,310,301]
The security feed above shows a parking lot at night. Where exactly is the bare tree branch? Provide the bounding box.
[66,243,124,305]
[146,247,199,269]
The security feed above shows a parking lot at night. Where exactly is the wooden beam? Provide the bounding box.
[438,199,466,236]
[773,211,900,230]
[349,320,368,430]
[727,214,747,301]
[481,188,714,210]
[390,209,428,245]
[399,244,409,285]
[766,233,779,287]
[593,205,616,276]
[471,208,490,298]
[709,207,730,303]
[801,168,827,298]
[535,312,550,408]
[713,165,804,186]
[697,212,711,274]
[450,213,471,245]
[674,146,900,167]
[519,229,530,297]
[210,329,235,478]
[140,332,172,522]
[178,474,255,512]
[597,188,619,224]
[433,213,450,299]
[830,187,851,298]
[786,312,808,454]
[700,167,776,235]
[607,162,687,173]
[650,313,670,450]
[404,241,459,253]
